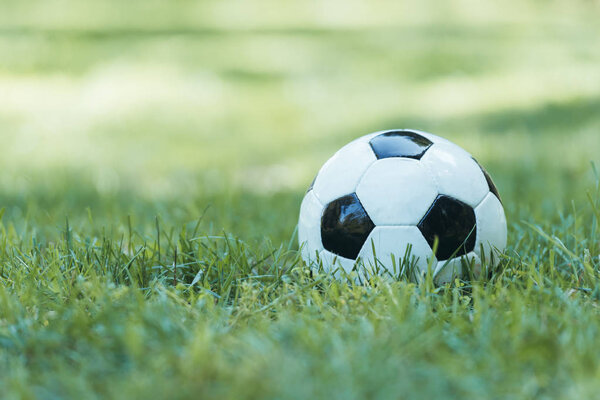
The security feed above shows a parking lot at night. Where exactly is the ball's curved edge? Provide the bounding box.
[298,190,325,266]
[474,192,507,266]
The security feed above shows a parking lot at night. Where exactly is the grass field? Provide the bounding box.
[1,1,600,398]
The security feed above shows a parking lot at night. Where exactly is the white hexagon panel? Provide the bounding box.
[312,140,377,205]
[357,158,438,226]
[474,192,508,265]
[297,190,324,264]
[298,129,507,284]
[318,249,356,279]
[433,252,481,286]
[357,226,436,278]
[421,143,489,208]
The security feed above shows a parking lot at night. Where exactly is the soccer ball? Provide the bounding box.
[298,129,507,284]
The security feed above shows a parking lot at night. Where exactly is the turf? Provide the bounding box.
[1,1,600,398]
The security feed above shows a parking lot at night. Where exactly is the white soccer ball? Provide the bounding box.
[298,129,507,284]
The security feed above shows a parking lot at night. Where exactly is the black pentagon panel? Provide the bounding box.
[472,158,502,203]
[418,195,476,261]
[369,130,433,160]
[321,193,375,260]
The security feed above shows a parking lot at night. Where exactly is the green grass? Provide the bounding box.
[1,0,600,398]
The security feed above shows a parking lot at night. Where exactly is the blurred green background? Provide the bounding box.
[2,2,600,398]
[1,0,599,242]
